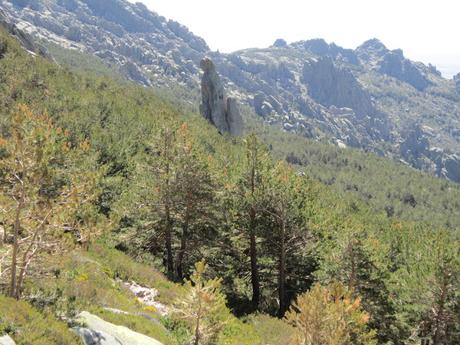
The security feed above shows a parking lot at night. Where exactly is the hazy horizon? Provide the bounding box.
[128,0,460,78]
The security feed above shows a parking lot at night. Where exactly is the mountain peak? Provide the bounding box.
[272,38,288,48]
[356,38,389,64]
[358,38,388,51]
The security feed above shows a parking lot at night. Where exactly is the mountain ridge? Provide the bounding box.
[1,0,460,182]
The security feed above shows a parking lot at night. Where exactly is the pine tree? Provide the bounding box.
[234,134,271,310]
[315,218,402,344]
[173,123,216,280]
[285,283,377,345]
[172,260,229,345]
[0,104,99,299]
[261,162,311,317]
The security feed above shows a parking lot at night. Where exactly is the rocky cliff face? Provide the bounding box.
[455,73,460,93]
[0,0,207,86]
[302,57,374,116]
[0,8,47,56]
[2,0,460,182]
[400,124,460,182]
[357,39,432,91]
[200,57,242,136]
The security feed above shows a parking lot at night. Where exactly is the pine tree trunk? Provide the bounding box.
[278,219,287,317]
[432,271,448,345]
[194,297,202,345]
[165,213,174,280]
[9,205,21,299]
[249,149,260,311]
[249,207,260,310]
[164,144,175,280]
[176,221,188,280]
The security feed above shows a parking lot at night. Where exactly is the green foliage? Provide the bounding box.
[389,226,460,344]
[285,283,377,345]
[0,103,102,298]
[0,26,459,345]
[93,308,177,345]
[172,260,229,345]
[255,121,460,230]
[0,295,82,345]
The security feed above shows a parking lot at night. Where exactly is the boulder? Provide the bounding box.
[74,311,163,345]
[200,57,243,135]
[0,335,15,345]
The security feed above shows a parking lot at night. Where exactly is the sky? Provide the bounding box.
[129,0,460,78]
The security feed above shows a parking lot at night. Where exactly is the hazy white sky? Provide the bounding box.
[129,0,460,78]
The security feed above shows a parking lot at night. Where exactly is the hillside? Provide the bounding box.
[0,17,459,345]
[1,0,460,183]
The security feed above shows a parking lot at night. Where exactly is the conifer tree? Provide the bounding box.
[285,283,377,345]
[261,162,311,317]
[0,104,99,299]
[234,134,271,310]
[172,260,228,345]
[173,123,216,280]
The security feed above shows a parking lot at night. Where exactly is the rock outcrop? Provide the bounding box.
[400,124,460,182]
[0,335,15,345]
[120,61,151,86]
[357,39,431,91]
[272,38,287,48]
[356,38,389,63]
[0,9,47,57]
[302,57,375,117]
[74,311,163,345]
[378,49,431,91]
[293,38,359,65]
[454,73,460,93]
[200,57,243,135]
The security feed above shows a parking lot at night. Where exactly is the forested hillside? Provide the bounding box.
[0,26,459,345]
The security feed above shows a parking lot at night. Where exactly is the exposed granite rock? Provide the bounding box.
[0,335,15,345]
[454,73,460,93]
[74,311,163,345]
[400,124,460,182]
[0,9,48,56]
[378,49,431,91]
[272,38,287,48]
[122,280,168,316]
[200,57,243,135]
[120,61,151,86]
[400,124,430,161]
[293,38,359,65]
[444,154,460,182]
[357,39,431,91]
[356,38,389,63]
[302,57,375,117]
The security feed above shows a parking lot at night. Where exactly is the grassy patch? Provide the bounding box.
[0,295,82,345]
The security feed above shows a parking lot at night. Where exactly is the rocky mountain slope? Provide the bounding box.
[1,0,460,181]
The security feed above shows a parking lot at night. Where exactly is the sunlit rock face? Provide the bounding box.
[200,57,242,136]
